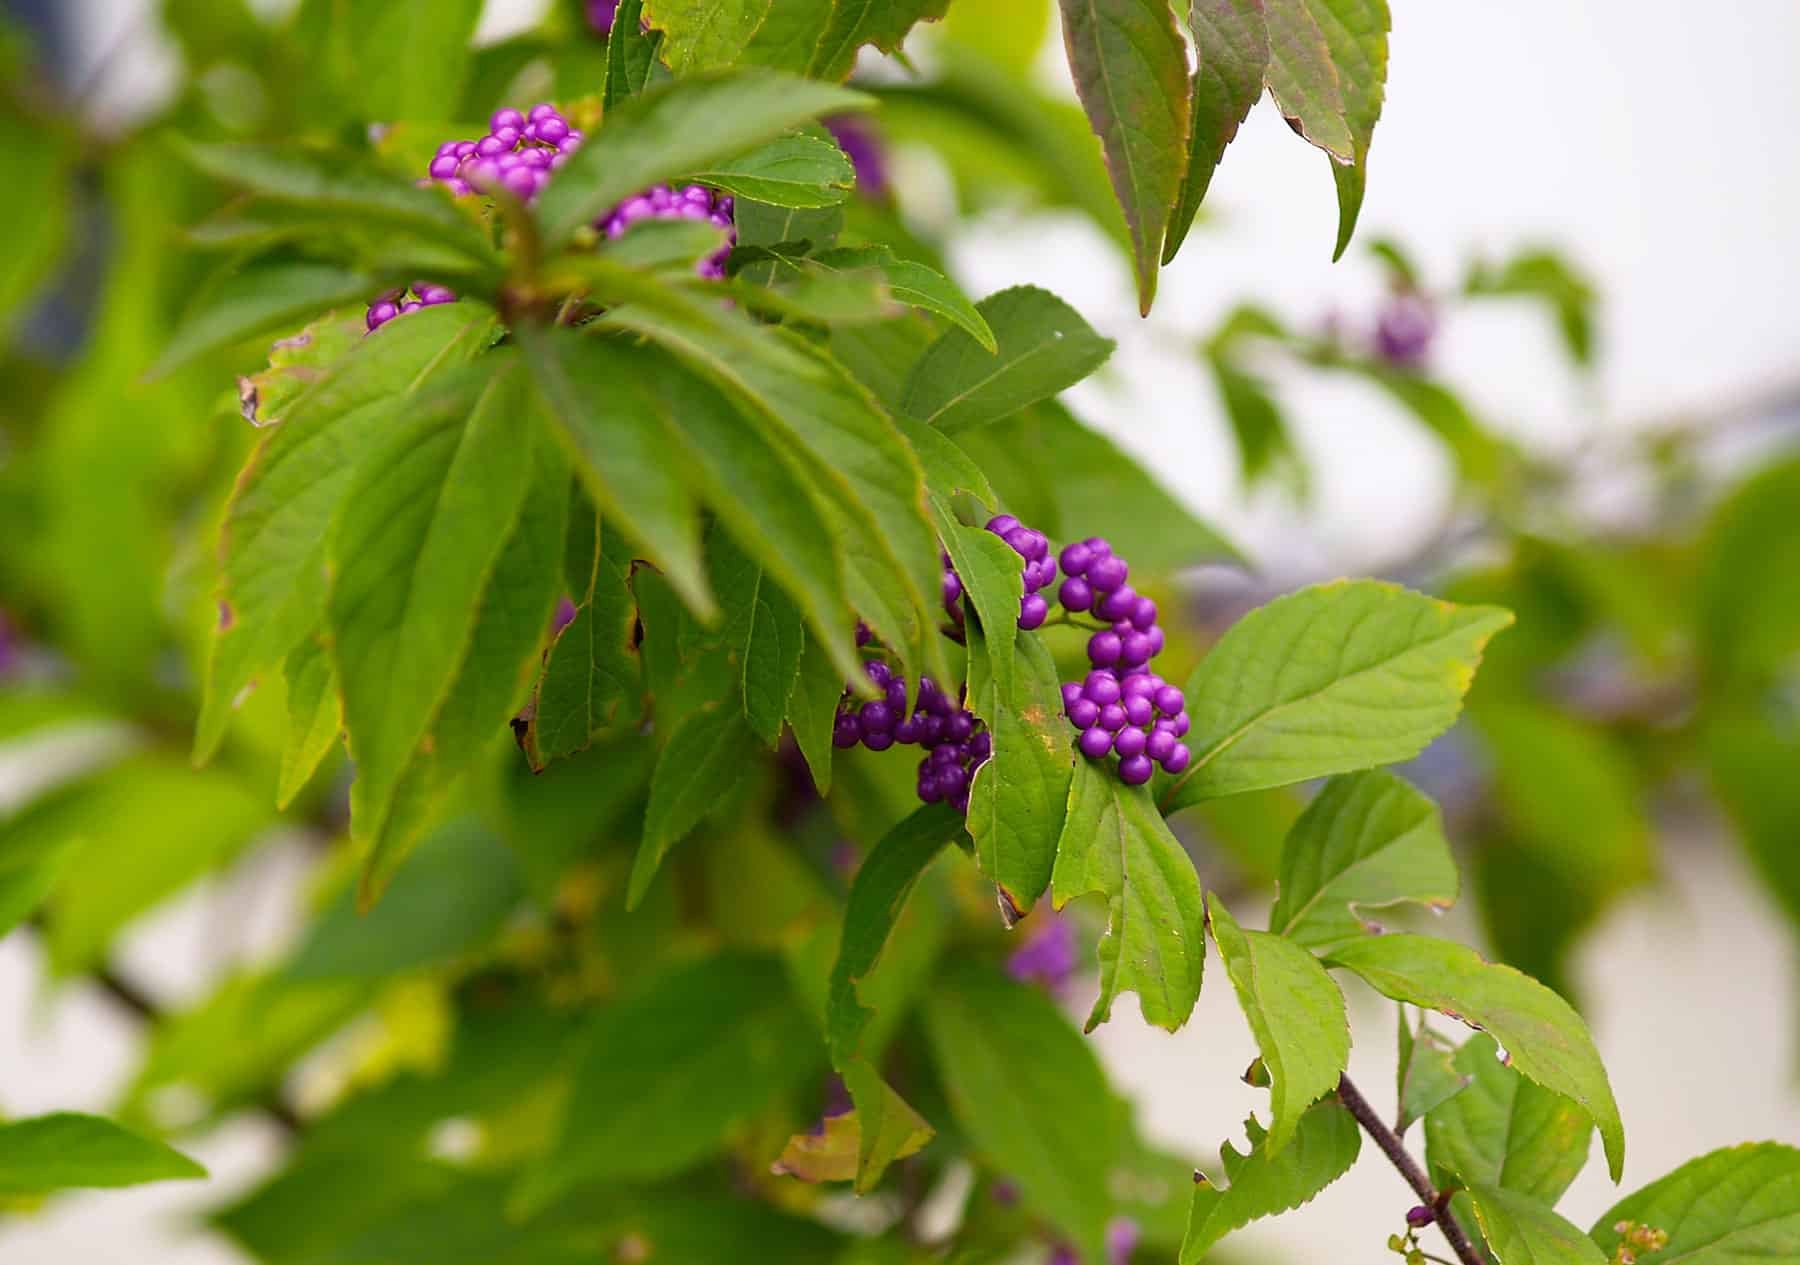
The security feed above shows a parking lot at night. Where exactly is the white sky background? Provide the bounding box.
[9,2,1800,1263]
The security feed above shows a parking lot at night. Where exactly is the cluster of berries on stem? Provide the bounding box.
[832,650,990,815]
[940,514,1058,632]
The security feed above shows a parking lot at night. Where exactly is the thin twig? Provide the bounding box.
[1337,1073,1485,1265]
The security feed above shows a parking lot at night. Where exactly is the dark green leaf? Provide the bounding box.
[686,133,856,207]
[808,0,954,79]
[900,286,1115,433]
[1268,770,1458,952]
[1395,1010,1468,1136]
[1164,0,1268,263]
[0,1114,206,1194]
[1589,1143,1800,1264]
[815,247,996,350]
[630,707,757,906]
[1057,0,1193,312]
[522,533,643,771]
[537,72,871,245]
[0,114,70,326]
[1208,897,1348,1153]
[605,0,664,107]
[1324,933,1624,1180]
[1424,1033,1593,1205]
[1163,581,1513,810]
[1051,759,1206,1032]
[1181,1100,1361,1261]
[1466,1185,1605,1265]
[787,631,845,794]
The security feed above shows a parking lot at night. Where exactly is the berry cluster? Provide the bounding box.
[832,662,991,813]
[1056,539,1190,785]
[600,184,738,280]
[426,104,584,203]
[365,282,457,333]
[940,514,1058,632]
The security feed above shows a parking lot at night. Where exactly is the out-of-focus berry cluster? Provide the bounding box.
[940,514,1058,632]
[832,659,990,814]
[1056,538,1190,785]
[599,184,737,280]
[426,104,585,203]
[364,281,457,333]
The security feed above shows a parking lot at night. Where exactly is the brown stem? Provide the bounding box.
[1337,1073,1485,1265]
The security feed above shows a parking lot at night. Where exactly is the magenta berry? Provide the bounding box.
[1114,726,1147,759]
[1118,754,1154,785]
[1078,727,1113,759]
[1059,576,1093,611]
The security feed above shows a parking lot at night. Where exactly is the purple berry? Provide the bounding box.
[1131,597,1158,630]
[1121,673,1156,699]
[833,714,860,748]
[947,711,975,741]
[1002,526,1035,558]
[894,715,923,744]
[1068,698,1100,729]
[428,154,459,179]
[1058,577,1093,611]
[864,661,892,687]
[1146,728,1176,762]
[1098,586,1138,622]
[1123,694,1153,727]
[537,116,570,144]
[399,300,423,313]
[943,571,963,607]
[1119,754,1154,785]
[1019,594,1048,630]
[1162,743,1191,774]
[491,107,525,132]
[1169,710,1190,738]
[859,700,894,734]
[1098,702,1127,732]
[476,133,510,157]
[1088,631,1122,666]
[970,731,992,760]
[918,773,944,802]
[528,102,558,122]
[366,301,398,330]
[1083,671,1121,705]
[939,764,968,798]
[985,514,1020,536]
[864,730,894,752]
[1119,630,1153,668]
[1062,682,1083,710]
[1060,541,1093,576]
[1406,1206,1436,1229]
[1114,726,1147,759]
[856,622,872,647]
[1088,555,1128,592]
[885,678,907,710]
[1153,685,1185,716]
[1146,625,1166,655]
[1078,727,1113,760]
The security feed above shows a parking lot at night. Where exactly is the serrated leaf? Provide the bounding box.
[1262,1,1352,159]
[826,802,963,1065]
[1181,1100,1360,1262]
[1207,897,1348,1154]
[936,517,1023,684]
[807,0,954,79]
[236,312,365,429]
[1162,581,1513,810]
[1057,0,1193,313]
[741,570,806,745]
[966,624,1073,919]
[277,632,342,810]
[197,303,495,764]
[521,534,642,772]
[923,962,1122,1259]
[1268,770,1458,951]
[327,359,533,863]
[520,954,821,1210]
[1303,0,1389,258]
[1050,760,1206,1032]
[787,631,844,795]
[1325,933,1624,1180]
[1467,1185,1605,1265]
[605,0,664,107]
[536,72,871,246]
[629,707,757,907]
[777,1061,933,1192]
[1589,1143,1800,1264]
[815,246,995,350]
[1395,1010,1468,1136]
[1425,1033,1592,1205]
[521,327,711,616]
[1164,0,1268,263]
[685,133,855,207]
[643,0,771,72]
[900,286,1115,433]
[0,1114,206,1194]
[152,260,376,379]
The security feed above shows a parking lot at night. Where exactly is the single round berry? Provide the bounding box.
[943,571,963,607]
[1003,526,1036,558]
[1131,596,1158,630]
[894,715,922,745]
[1060,541,1094,576]
[428,154,459,179]
[1121,673,1156,699]
[855,622,872,647]
[1123,694,1153,727]
[969,731,992,760]
[859,700,894,734]
[1146,625,1166,655]
[986,514,1020,536]
[918,773,944,802]
[1153,684,1185,716]
[1083,671,1121,705]
[366,301,398,330]
[491,107,526,132]
[864,660,892,686]
[939,764,968,798]
[1078,727,1113,760]
[1087,554,1128,592]
[1098,586,1138,622]
[1169,710,1190,738]
[1019,594,1049,630]
[1058,577,1093,612]
[528,102,559,122]
[1119,630,1153,668]
[885,678,907,710]
[833,714,860,748]
[1146,728,1176,762]
[1161,742,1191,774]
[1068,698,1100,729]
[947,711,975,741]
[864,730,894,752]
[1098,702,1127,732]
[1062,682,1083,710]
[1118,754,1154,785]
[1087,630,1122,666]
[1114,726,1148,759]
[537,116,571,144]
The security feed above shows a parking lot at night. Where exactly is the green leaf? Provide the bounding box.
[1268,770,1458,952]
[605,0,664,108]
[537,71,871,246]
[1162,581,1513,810]
[685,133,855,207]
[1589,1144,1800,1264]
[808,0,954,79]
[904,419,997,511]
[899,286,1115,433]
[775,1061,933,1192]
[151,260,376,379]
[937,517,1024,684]
[521,327,711,616]
[0,839,77,944]
[1424,1033,1593,1205]
[1262,0,1352,159]
[521,953,821,1207]
[0,1114,206,1194]
[521,535,642,772]
[1324,933,1624,1180]
[1304,0,1390,258]
[0,114,70,327]
[197,303,496,764]
[351,0,484,123]
[826,802,964,1065]
[285,818,523,981]
[1050,759,1206,1032]
[1057,0,1193,312]
[815,247,996,350]
[1464,248,1597,367]
[177,142,498,269]
[786,630,845,795]
[1466,1185,1606,1265]
[630,707,757,907]
[923,962,1123,1259]
[1180,1100,1361,1262]
[229,311,364,430]
[1207,897,1348,1154]
[1164,0,1268,263]
[642,0,770,72]
[966,623,1074,919]
[277,632,342,810]
[1395,1010,1468,1136]
[739,566,807,745]
[326,360,534,866]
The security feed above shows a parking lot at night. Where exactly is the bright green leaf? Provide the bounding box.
[0,1114,206,1194]
[277,633,342,810]
[1589,1143,1800,1264]
[1425,1033,1593,1205]
[605,0,664,108]
[1261,0,1353,159]
[1395,1009,1468,1136]
[1304,0,1389,258]
[1466,1184,1606,1265]
[685,133,855,207]
[1164,0,1268,264]
[1181,1100,1361,1262]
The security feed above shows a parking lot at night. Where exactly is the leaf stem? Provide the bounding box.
[1336,1073,1484,1265]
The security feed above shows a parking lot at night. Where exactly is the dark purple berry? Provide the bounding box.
[894,715,923,744]
[939,764,968,798]
[918,773,944,803]
[1097,586,1138,622]
[947,712,975,741]
[885,678,907,710]
[1002,526,1036,558]
[942,571,963,607]
[864,730,894,752]
[865,660,892,687]
[1078,727,1113,760]
[856,622,872,646]
[969,731,992,760]
[1058,577,1093,612]
[1406,1206,1436,1229]
[1118,754,1154,785]
[859,701,894,734]
[833,714,860,748]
